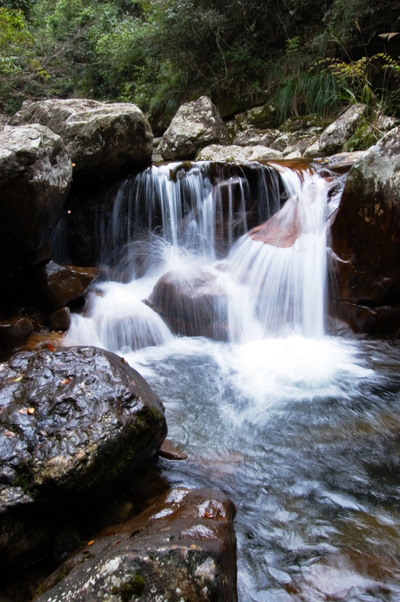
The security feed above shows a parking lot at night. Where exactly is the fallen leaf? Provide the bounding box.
[27,408,35,415]
[88,540,95,546]
[13,376,23,382]
[61,379,70,385]
[18,408,27,415]
[112,540,121,547]
[5,431,15,438]
[47,344,56,351]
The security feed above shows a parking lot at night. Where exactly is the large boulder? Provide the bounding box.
[0,346,167,568]
[158,96,230,160]
[34,261,99,311]
[147,266,228,340]
[319,104,367,155]
[35,487,237,602]
[196,144,283,162]
[11,99,153,178]
[330,126,400,335]
[0,124,72,272]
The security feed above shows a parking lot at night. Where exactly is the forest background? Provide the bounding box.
[1,0,400,135]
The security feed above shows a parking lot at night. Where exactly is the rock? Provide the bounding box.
[35,487,237,602]
[0,124,72,272]
[317,151,368,174]
[0,317,33,359]
[11,99,153,178]
[232,128,280,147]
[35,261,99,311]
[330,126,400,335]
[304,138,322,158]
[158,96,230,160]
[47,307,71,331]
[196,144,283,162]
[159,439,188,460]
[270,134,296,152]
[319,104,367,155]
[246,103,277,128]
[147,266,228,340]
[0,346,167,568]
[249,198,299,248]
[283,147,302,159]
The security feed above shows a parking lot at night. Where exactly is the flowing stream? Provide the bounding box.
[66,162,400,601]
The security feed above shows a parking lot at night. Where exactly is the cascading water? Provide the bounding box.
[65,162,400,601]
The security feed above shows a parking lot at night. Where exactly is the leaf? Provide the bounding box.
[27,407,35,415]
[379,32,399,41]
[47,343,56,351]
[5,430,16,438]
[61,379,70,385]
[88,540,95,546]
[18,408,27,414]
[13,376,23,382]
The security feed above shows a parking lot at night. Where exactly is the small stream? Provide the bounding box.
[65,162,400,601]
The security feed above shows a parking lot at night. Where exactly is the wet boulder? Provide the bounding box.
[0,124,72,272]
[330,126,400,335]
[0,316,33,360]
[11,99,153,179]
[35,487,237,602]
[35,261,99,311]
[319,104,367,155]
[0,346,167,568]
[158,96,230,160]
[147,266,228,340]
[196,144,283,162]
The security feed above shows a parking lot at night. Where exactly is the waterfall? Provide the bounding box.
[65,161,329,351]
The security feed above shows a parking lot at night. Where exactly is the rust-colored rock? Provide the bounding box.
[329,126,400,335]
[249,199,299,248]
[35,488,237,602]
[36,261,99,311]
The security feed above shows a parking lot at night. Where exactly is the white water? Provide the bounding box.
[64,162,400,601]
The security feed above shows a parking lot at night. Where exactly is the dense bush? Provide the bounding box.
[0,0,399,127]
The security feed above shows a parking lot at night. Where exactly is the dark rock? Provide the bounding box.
[330,126,400,335]
[0,317,33,358]
[159,97,230,160]
[36,261,99,311]
[0,124,72,273]
[11,99,153,179]
[147,266,228,340]
[47,307,71,331]
[35,487,237,602]
[0,346,167,568]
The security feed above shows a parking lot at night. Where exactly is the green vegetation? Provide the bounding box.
[0,0,399,130]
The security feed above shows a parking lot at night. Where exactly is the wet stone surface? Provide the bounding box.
[35,487,237,602]
[0,346,167,568]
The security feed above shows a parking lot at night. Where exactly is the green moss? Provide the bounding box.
[117,574,146,600]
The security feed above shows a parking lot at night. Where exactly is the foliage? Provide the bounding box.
[0,0,399,127]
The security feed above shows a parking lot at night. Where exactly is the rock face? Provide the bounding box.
[35,261,99,311]
[232,128,279,147]
[330,126,400,335]
[158,96,230,160]
[0,346,167,568]
[11,99,153,178]
[36,487,237,602]
[0,124,72,271]
[196,144,283,162]
[147,267,228,340]
[319,104,367,155]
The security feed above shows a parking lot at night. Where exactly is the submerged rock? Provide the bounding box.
[0,346,167,568]
[11,99,153,178]
[35,487,237,602]
[330,126,400,335]
[0,124,72,272]
[158,96,230,160]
